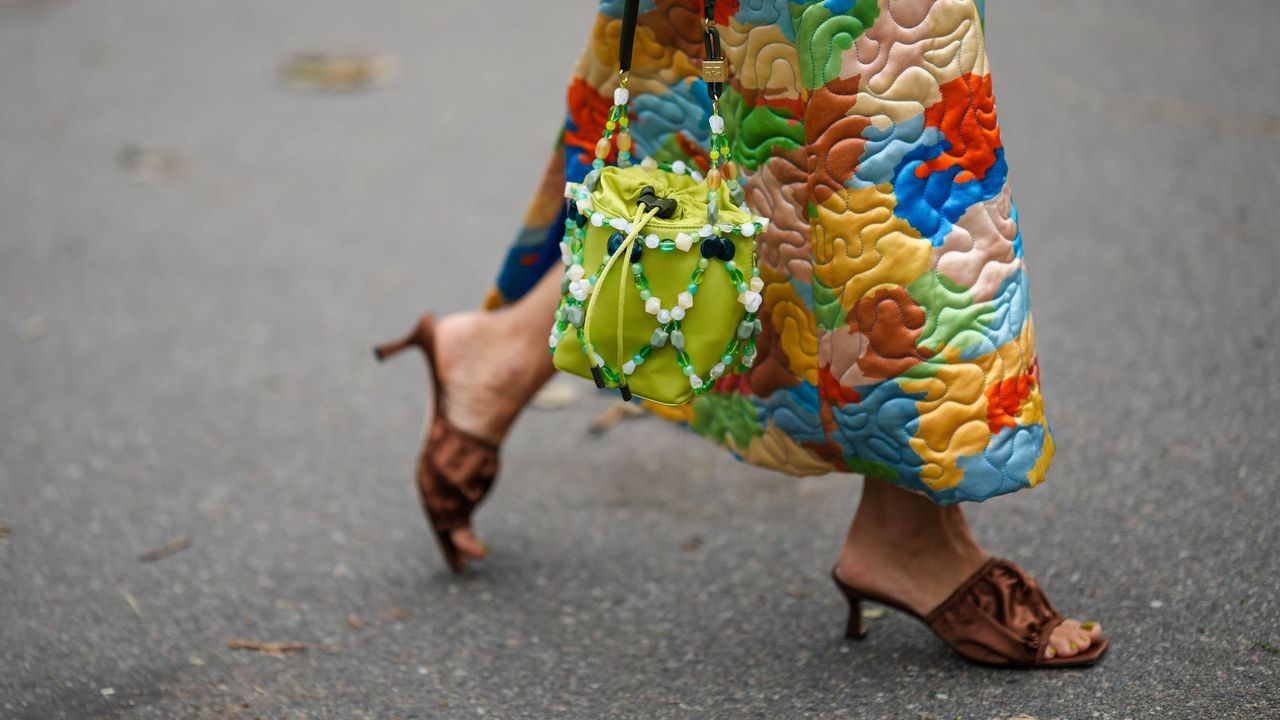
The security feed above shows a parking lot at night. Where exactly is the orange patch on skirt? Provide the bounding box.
[917,73,1002,182]
[985,369,1035,433]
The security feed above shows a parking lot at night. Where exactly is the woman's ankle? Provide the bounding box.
[433,309,555,443]
[836,478,990,614]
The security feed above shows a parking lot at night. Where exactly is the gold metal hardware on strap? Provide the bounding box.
[701,60,727,83]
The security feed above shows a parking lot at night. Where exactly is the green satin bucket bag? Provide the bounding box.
[549,0,767,406]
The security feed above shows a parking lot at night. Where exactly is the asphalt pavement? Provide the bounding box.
[1,1,1278,718]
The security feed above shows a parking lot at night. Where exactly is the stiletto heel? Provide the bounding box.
[831,569,868,640]
[373,321,428,361]
[373,313,500,573]
[829,560,1108,668]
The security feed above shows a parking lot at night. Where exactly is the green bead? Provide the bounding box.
[659,239,676,251]
[676,350,691,366]
[687,283,699,295]
[632,352,645,366]
[691,267,705,284]
[639,289,652,301]
[670,330,685,351]
[728,267,744,284]
[636,275,650,291]
[631,263,644,275]
[721,353,733,365]
[698,258,710,269]
[683,365,695,376]
[638,345,653,359]
[736,283,747,293]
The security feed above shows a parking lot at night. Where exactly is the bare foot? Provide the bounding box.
[427,307,556,566]
[836,478,1104,662]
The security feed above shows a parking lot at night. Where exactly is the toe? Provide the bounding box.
[1049,628,1080,658]
[1079,620,1104,643]
[1059,619,1093,652]
[450,527,489,561]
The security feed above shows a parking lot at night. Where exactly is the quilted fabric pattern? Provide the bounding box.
[490,0,1052,503]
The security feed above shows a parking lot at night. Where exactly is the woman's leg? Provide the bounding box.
[836,477,1103,660]
[431,265,563,558]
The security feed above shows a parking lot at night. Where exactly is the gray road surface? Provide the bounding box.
[1,1,1278,718]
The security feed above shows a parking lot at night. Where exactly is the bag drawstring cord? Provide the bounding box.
[582,203,661,401]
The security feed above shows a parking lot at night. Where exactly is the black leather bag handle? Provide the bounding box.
[619,0,722,100]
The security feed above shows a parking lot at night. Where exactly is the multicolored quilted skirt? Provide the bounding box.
[489,0,1054,504]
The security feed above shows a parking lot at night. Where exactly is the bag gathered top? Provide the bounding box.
[550,0,768,406]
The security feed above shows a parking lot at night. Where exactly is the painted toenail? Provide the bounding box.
[1069,642,1078,652]
[1045,647,1056,659]
[1080,621,1096,630]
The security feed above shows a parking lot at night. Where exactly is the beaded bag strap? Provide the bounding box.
[592,0,736,194]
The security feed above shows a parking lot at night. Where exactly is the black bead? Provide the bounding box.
[630,242,643,262]
[656,197,678,219]
[575,211,588,227]
[607,231,626,255]
[700,236,721,259]
[717,237,736,262]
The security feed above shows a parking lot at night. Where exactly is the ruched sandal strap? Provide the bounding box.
[419,417,499,534]
[925,557,1074,667]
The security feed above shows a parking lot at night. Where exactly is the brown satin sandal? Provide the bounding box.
[374,314,499,573]
[832,557,1108,668]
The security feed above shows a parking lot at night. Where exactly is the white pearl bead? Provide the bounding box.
[677,292,693,309]
[591,213,605,227]
[699,224,713,238]
[675,232,693,252]
[568,264,585,281]
[610,217,628,231]
[644,234,660,249]
[709,114,725,134]
[672,161,687,175]
[746,294,762,313]
[614,87,630,105]
[572,287,588,302]
[641,156,658,171]
[670,306,685,321]
[741,223,756,237]
[548,333,559,349]
[657,309,671,324]
[645,297,662,315]
[690,171,703,182]
[689,375,703,389]
[622,360,636,375]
